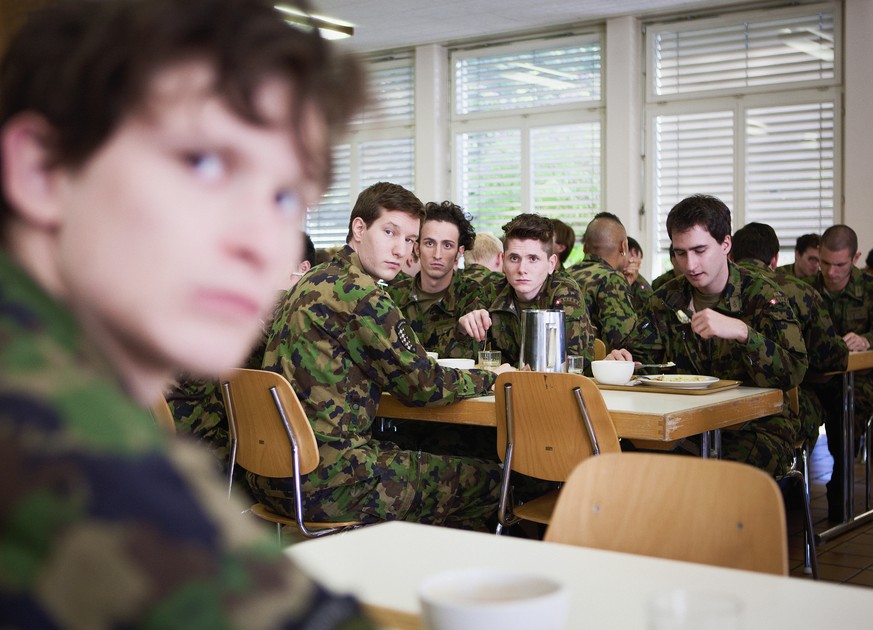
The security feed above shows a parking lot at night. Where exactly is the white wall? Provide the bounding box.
[843,0,873,258]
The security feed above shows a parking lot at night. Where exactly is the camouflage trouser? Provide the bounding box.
[246,441,501,531]
[720,423,795,477]
[798,385,828,445]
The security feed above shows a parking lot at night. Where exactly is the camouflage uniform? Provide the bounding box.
[634,263,808,476]
[651,268,678,291]
[805,266,873,515]
[0,253,369,629]
[450,272,595,368]
[250,245,501,530]
[628,274,654,311]
[387,268,477,357]
[737,260,848,442]
[568,255,650,354]
[462,263,500,286]
[776,262,801,278]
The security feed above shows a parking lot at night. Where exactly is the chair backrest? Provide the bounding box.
[151,397,177,434]
[593,338,606,361]
[545,452,789,575]
[495,371,620,482]
[220,368,319,478]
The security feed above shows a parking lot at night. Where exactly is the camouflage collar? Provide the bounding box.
[811,266,867,303]
[669,262,744,314]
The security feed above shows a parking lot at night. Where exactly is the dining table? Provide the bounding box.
[818,349,873,543]
[286,521,872,630]
[377,383,783,453]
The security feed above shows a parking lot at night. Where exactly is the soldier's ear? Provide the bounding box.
[2,113,65,231]
[853,250,862,266]
[456,245,465,261]
[350,216,366,243]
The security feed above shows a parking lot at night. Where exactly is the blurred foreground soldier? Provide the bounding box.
[805,224,873,521]
[731,223,848,446]
[777,233,821,279]
[250,182,508,530]
[609,195,807,476]
[0,0,373,627]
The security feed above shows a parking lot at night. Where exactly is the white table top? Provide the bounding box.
[287,521,872,629]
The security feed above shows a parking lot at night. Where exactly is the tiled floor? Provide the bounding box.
[786,432,873,586]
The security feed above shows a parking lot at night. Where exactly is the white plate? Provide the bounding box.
[639,374,719,389]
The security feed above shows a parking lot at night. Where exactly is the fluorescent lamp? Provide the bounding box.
[275,4,354,40]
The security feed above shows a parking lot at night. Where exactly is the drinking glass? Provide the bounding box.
[567,355,585,374]
[478,350,502,370]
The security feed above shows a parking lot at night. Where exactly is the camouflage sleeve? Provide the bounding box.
[0,398,372,629]
[626,291,667,365]
[350,288,496,406]
[739,289,808,390]
[551,276,595,364]
[801,286,849,373]
[594,273,644,353]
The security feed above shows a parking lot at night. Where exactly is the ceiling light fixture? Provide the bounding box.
[275,4,354,40]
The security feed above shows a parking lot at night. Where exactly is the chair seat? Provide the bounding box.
[514,489,560,525]
[249,503,362,530]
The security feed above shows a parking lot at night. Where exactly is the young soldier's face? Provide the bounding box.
[418,220,462,284]
[671,225,731,295]
[820,246,861,292]
[47,62,323,380]
[352,208,420,281]
[503,237,557,301]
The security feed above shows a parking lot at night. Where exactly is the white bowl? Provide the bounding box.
[419,567,569,630]
[437,358,475,369]
[591,360,635,385]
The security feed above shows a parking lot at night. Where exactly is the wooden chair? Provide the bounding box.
[494,371,620,534]
[150,397,176,434]
[593,338,606,361]
[545,452,789,575]
[220,368,360,540]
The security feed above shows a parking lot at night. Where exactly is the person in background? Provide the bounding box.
[250,182,510,530]
[388,200,478,356]
[804,224,873,521]
[290,231,317,287]
[463,231,504,284]
[608,195,807,476]
[625,236,654,310]
[552,218,576,270]
[0,0,372,627]
[777,232,821,279]
[730,223,848,450]
[569,212,646,354]
[651,245,681,291]
[457,213,594,367]
[865,247,873,275]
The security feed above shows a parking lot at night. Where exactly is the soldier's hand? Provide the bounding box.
[459,309,492,341]
[843,332,871,352]
[491,363,515,375]
[606,348,634,362]
[691,309,749,342]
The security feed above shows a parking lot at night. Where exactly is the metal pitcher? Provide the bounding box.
[519,309,567,372]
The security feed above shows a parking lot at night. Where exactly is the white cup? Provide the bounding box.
[648,589,742,630]
[591,359,635,385]
[419,567,569,630]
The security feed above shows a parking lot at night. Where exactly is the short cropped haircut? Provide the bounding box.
[424,201,476,251]
[731,222,779,266]
[502,213,554,255]
[0,0,365,238]
[867,248,873,269]
[346,182,424,242]
[666,194,732,245]
[627,236,643,257]
[795,233,820,253]
[467,232,503,263]
[821,224,858,256]
[551,219,576,264]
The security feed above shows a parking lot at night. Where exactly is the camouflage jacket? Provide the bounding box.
[628,274,654,311]
[776,262,800,278]
[450,272,594,367]
[387,268,478,356]
[460,263,501,287]
[260,245,496,490]
[567,255,648,353]
[0,252,368,629]
[805,266,873,345]
[634,262,808,445]
[650,267,678,291]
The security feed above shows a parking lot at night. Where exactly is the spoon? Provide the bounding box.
[675,309,692,325]
[635,361,676,370]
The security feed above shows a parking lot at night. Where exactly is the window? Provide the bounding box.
[646,3,840,269]
[306,56,416,248]
[452,35,603,240]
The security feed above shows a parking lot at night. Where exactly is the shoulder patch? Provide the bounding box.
[396,320,418,353]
